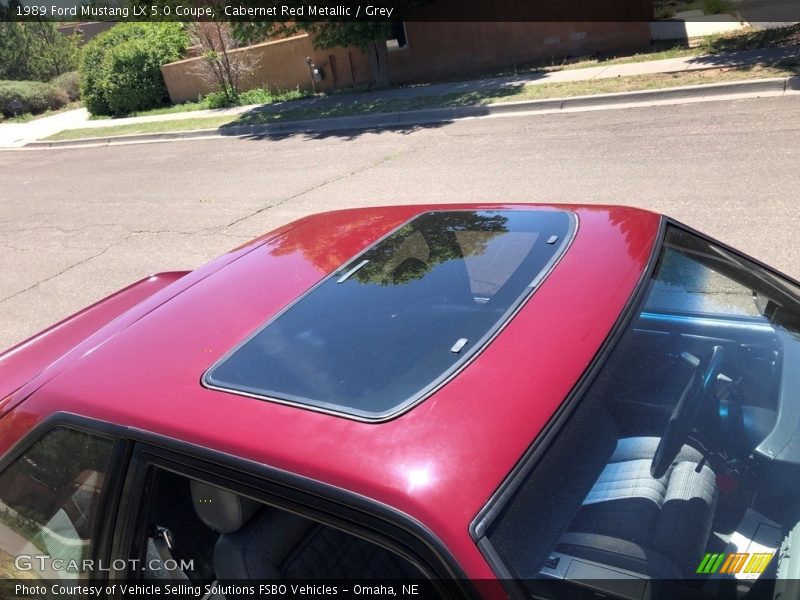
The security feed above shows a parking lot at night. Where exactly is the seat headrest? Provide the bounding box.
[190,480,260,533]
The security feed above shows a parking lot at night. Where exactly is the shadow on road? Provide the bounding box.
[686,46,800,69]
[236,120,452,143]
[219,81,527,142]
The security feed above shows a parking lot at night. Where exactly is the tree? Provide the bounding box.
[188,21,259,105]
[352,212,508,286]
[304,22,393,88]
[234,21,393,88]
[27,21,79,79]
[0,21,79,82]
[270,211,509,286]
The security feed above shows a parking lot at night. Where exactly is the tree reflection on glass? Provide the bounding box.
[352,211,509,286]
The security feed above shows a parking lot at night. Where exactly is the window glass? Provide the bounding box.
[131,468,426,582]
[645,244,761,317]
[483,226,800,597]
[205,209,572,420]
[386,22,408,50]
[0,428,114,580]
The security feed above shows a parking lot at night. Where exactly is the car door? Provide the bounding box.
[105,439,473,600]
[0,417,475,599]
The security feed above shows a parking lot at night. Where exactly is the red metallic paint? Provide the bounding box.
[0,272,188,403]
[0,204,661,578]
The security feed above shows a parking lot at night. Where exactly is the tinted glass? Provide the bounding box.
[482,226,800,597]
[0,428,114,580]
[131,470,425,581]
[205,210,574,420]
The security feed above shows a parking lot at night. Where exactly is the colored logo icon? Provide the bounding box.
[696,552,773,576]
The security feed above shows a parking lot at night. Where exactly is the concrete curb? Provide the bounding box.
[26,76,800,149]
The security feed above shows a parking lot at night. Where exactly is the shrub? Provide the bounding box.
[80,23,188,116]
[237,87,276,105]
[0,80,68,117]
[202,90,234,109]
[704,0,730,15]
[102,40,171,115]
[51,70,80,101]
[200,86,309,110]
[240,86,308,105]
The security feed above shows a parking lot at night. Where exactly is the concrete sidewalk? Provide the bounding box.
[2,44,798,148]
[0,107,91,148]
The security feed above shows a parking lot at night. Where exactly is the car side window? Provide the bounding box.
[0,427,115,580]
[131,468,426,583]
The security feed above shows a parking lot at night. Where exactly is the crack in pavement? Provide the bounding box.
[0,234,134,306]
[0,223,131,235]
[130,228,198,236]
[221,151,409,230]
[0,242,30,252]
[0,223,210,238]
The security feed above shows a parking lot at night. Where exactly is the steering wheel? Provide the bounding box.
[650,345,726,479]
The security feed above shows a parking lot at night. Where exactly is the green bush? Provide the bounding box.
[202,90,234,109]
[51,70,80,101]
[200,86,309,110]
[0,80,68,117]
[704,0,730,14]
[102,40,171,115]
[238,86,308,105]
[80,23,188,116]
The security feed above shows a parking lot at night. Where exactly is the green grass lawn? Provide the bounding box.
[45,115,238,140]
[514,23,800,74]
[504,63,799,101]
[44,62,798,143]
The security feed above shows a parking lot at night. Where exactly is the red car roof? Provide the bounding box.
[3,203,661,576]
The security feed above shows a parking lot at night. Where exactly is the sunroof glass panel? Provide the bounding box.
[203,209,575,420]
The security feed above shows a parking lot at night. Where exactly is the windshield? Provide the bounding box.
[480,225,800,599]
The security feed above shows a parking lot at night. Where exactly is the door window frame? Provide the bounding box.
[0,413,131,585]
[111,435,473,598]
[0,412,473,597]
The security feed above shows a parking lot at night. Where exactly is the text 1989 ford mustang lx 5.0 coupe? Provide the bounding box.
[1,205,799,600]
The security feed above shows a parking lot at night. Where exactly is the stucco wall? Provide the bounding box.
[387,22,652,85]
[161,34,372,104]
[163,23,652,104]
[56,21,116,45]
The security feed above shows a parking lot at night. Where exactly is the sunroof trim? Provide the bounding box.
[336,259,369,283]
[202,209,578,423]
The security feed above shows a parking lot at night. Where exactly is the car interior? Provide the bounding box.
[485,226,800,600]
[138,469,425,596]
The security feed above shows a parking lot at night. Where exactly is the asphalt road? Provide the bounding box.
[1,95,799,351]
[735,0,800,23]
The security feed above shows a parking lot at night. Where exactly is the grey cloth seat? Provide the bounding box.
[214,508,423,580]
[557,437,718,579]
[189,481,423,590]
